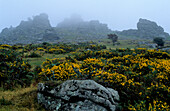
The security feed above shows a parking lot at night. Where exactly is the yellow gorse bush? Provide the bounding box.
[0,44,12,48]
[38,48,170,110]
[37,47,46,51]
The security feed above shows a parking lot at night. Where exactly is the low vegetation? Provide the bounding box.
[0,40,169,111]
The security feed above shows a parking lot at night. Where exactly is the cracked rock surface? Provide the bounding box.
[37,80,119,111]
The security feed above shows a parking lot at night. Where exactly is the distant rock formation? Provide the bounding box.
[57,14,84,28]
[0,13,59,44]
[0,13,113,44]
[37,80,119,111]
[55,15,113,41]
[119,18,169,39]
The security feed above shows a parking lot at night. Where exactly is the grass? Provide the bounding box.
[24,53,73,68]
[0,80,66,111]
[0,84,46,111]
[24,39,162,67]
[97,38,153,49]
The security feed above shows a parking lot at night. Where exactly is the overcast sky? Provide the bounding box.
[0,0,170,33]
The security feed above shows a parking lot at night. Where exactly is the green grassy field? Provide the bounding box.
[25,39,155,67]
[24,53,72,68]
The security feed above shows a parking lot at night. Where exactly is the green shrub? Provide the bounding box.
[0,48,34,90]
[26,52,41,58]
[0,97,12,105]
[153,37,165,47]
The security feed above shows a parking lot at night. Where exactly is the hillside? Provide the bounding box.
[0,42,170,110]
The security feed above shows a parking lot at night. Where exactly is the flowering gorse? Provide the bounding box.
[38,48,170,110]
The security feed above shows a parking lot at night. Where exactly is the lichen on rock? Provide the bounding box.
[37,80,119,111]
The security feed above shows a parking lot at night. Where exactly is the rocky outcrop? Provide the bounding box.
[119,18,169,39]
[0,13,113,44]
[137,18,169,38]
[55,15,113,41]
[37,80,119,111]
[0,13,59,44]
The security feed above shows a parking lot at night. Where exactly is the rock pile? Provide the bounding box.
[37,80,119,111]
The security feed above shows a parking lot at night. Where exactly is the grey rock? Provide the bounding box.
[37,80,119,111]
[0,14,113,44]
[0,13,59,45]
[119,18,170,39]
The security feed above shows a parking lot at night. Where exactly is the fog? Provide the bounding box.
[0,0,170,33]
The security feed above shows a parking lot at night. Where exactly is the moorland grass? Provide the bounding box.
[0,83,46,111]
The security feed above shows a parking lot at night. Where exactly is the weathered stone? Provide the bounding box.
[37,80,119,111]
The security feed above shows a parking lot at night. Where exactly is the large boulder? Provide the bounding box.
[37,80,119,111]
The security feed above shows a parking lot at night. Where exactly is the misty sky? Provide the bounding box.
[0,0,170,33]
